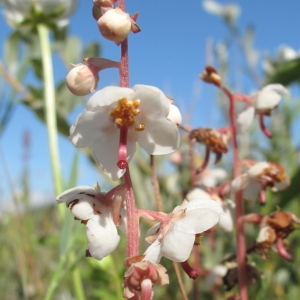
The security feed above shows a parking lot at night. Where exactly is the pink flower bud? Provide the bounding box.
[66,64,99,96]
[97,8,140,44]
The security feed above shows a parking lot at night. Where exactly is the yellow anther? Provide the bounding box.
[135,123,145,131]
[110,97,142,127]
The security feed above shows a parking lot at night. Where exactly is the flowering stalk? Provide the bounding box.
[220,85,248,300]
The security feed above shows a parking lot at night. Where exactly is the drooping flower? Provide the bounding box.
[236,84,288,135]
[144,198,223,263]
[231,161,290,203]
[56,183,126,260]
[66,57,120,96]
[255,211,299,261]
[69,85,181,180]
[2,0,77,28]
[97,7,140,44]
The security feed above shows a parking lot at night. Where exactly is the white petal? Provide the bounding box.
[69,109,111,148]
[144,239,163,263]
[167,104,182,126]
[161,230,195,262]
[218,200,235,232]
[133,85,170,119]
[243,181,262,201]
[137,118,180,155]
[272,179,290,192]
[174,199,222,234]
[202,0,223,15]
[86,86,133,111]
[118,207,127,234]
[56,185,97,206]
[92,128,136,180]
[186,187,212,201]
[247,162,269,178]
[231,174,249,193]
[237,106,255,133]
[86,214,120,260]
[70,198,95,220]
[254,84,287,112]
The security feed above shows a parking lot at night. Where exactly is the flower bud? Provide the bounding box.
[66,64,99,96]
[98,8,140,44]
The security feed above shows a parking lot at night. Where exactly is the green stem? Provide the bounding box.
[37,24,63,196]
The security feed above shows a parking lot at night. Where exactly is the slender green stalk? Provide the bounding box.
[37,24,63,196]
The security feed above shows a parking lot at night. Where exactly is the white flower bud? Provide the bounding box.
[98,8,132,44]
[66,64,99,96]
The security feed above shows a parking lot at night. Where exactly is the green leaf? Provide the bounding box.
[266,57,300,86]
[83,42,101,59]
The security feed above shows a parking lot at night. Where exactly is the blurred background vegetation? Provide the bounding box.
[0,1,300,299]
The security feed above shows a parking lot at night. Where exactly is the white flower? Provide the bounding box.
[231,162,290,201]
[237,84,288,133]
[56,184,126,260]
[186,186,234,232]
[144,199,223,263]
[3,0,77,27]
[69,85,181,180]
[202,0,240,25]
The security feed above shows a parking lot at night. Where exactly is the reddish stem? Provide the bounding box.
[180,260,199,279]
[123,168,139,257]
[220,85,248,300]
[258,114,272,138]
[196,147,210,175]
[232,93,252,103]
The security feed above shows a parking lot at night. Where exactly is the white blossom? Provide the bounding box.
[69,85,181,180]
[144,199,223,263]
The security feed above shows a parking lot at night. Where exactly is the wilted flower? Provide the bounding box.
[144,199,223,263]
[66,57,120,96]
[69,85,181,180]
[256,211,299,260]
[56,183,126,260]
[237,84,288,134]
[98,7,140,44]
[199,65,222,86]
[2,0,77,28]
[123,255,169,299]
[231,161,290,202]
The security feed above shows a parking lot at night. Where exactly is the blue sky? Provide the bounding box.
[1,0,300,207]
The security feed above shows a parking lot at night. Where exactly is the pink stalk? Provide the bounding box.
[196,147,210,174]
[220,86,248,300]
[259,188,266,205]
[123,168,139,257]
[141,279,153,300]
[258,114,272,138]
[276,238,293,261]
[137,208,166,222]
[232,93,252,103]
[117,125,129,169]
[180,261,199,279]
[118,0,139,259]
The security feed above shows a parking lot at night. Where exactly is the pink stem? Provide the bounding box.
[276,238,293,261]
[232,93,252,103]
[137,208,166,222]
[141,279,153,300]
[117,125,129,169]
[196,147,210,174]
[220,86,248,300]
[180,261,199,280]
[258,114,272,138]
[123,168,139,257]
[259,188,266,205]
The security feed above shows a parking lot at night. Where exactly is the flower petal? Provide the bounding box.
[92,128,136,180]
[254,84,288,112]
[69,109,111,148]
[70,198,95,220]
[137,118,180,155]
[173,199,222,234]
[86,214,120,260]
[144,239,163,264]
[56,185,97,206]
[133,85,170,119]
[86,86,133,111]
[161,230,195,262]
[236,106,255,133]
[218,200,235,232]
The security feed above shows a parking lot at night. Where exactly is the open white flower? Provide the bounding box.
[3,0,77,27]
[144,199,223,263]
[231,162,290,201]
[70,85,181,180]
[56,183,126,260]
[237,84,288,133]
